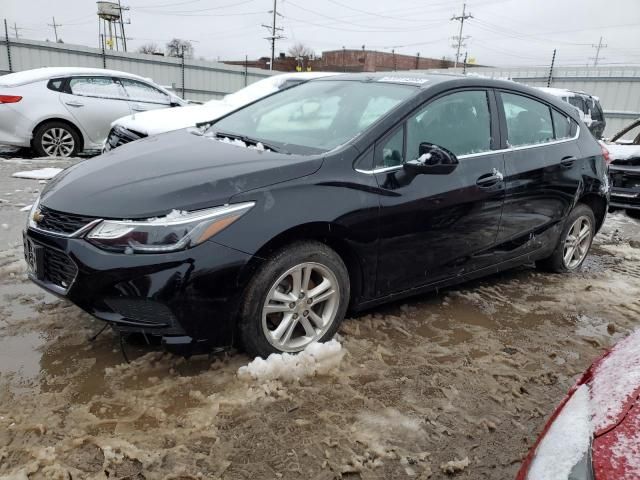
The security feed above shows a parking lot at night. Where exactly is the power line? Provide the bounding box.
[590,36,607,66]
[451,3,472,68]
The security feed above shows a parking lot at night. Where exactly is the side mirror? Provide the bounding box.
[404,143,459,175]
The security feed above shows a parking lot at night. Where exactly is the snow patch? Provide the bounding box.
[19,204,32,212]
[237,339,344,382]
[590,328,640,431]
[12,168,62,180]
[527,385,592,480]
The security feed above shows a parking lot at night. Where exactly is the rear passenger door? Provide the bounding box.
[496,90,582,253]
[120,78,172,113]
[60,76,132,145]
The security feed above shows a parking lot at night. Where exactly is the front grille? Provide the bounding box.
[104,126,146,151]
[37,205,96,235]
[42,247,77,289]
[104,298,176,327]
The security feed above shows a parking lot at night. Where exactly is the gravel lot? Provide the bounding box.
[1,154,639,480]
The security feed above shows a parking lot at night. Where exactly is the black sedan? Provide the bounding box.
[23,73,609,357]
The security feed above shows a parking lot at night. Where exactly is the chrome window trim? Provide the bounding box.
[356,125,580,175]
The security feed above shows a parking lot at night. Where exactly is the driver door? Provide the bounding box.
[373,89,506,295]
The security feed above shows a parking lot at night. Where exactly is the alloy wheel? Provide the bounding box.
[261,262,340,352]
[41,127,75,157]
[563,215,592,269]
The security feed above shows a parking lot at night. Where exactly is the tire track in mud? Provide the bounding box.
[1,216,640,479]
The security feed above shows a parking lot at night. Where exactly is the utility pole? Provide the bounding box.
[116,0,129,52]
[4,19,13,72]
[547,49,556,87]
[462,51,468,74]
[262,0,284,71]
[590,36,607,67]
[48,16,61,42]
[12,22,21,39]
[451,3,472,69]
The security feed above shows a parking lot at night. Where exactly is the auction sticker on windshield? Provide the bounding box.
[378,76,429,84]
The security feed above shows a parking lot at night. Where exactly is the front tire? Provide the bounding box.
[32,121,81,158]
[536,203,595,273]
[626,209,640,220]
[239,241,350,358]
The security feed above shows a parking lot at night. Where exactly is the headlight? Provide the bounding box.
[27,196,41,229]
[526,384,594,480]
[87,202,254,253]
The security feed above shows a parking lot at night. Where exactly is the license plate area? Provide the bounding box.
[24,238,45,281]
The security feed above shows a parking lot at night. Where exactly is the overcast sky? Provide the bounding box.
[3,0,640,67]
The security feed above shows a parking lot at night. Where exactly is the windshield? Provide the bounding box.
[210,80,416,154]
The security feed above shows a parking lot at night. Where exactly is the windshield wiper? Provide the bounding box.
[215,131,286,154]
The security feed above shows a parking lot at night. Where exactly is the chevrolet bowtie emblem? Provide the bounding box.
[32,209,44,224]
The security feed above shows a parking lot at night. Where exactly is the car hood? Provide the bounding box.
[41,128,323,218]
[113,101,235,136]
[607,143,640,166]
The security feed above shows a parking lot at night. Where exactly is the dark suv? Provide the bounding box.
[24,73,609,357]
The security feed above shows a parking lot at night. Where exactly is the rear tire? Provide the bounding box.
[32,121,81,158]
[238,241,350,358]
[536,203,595,273]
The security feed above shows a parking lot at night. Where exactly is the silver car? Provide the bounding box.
[0,67,184,157]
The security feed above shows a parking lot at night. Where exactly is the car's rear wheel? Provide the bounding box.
[239,241,349,358]
[32,121,81,158]
[536,203,595,273]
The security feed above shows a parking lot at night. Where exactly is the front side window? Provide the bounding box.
[212,80,416,154]
[406,90,492,159]
[121,79,170,104]
[69,77,126,99]
[501,92,553,147]
[375,127,404,168]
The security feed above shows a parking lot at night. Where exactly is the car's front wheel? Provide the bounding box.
[32,121,81,158]
[536,203,595,273]
[239,241,350,358]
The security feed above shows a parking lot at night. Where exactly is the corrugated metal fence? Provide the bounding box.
[0,38,274,102]
[430,66,640,137]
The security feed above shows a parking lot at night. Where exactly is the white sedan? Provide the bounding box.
[0,67,184,157]
[103,71,340,152]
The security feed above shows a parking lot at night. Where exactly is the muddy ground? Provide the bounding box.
[1,155,639,480]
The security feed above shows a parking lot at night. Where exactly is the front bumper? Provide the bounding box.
[24,227,256,350]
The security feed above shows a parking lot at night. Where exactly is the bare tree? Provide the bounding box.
[138,42,160,55]
[288,42,315,59]
[166,38,194,58]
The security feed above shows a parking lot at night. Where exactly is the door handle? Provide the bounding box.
[65,101,84,107]
[560,156,577,167]
[476,168,504,188]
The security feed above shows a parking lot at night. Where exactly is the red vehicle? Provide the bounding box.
[517,330,640,480]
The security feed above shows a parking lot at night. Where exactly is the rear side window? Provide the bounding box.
[406,90,492,158]
[69,77,127,99]
[552,110,572,139]
[120,79,170,104]
[592,100,604,121]
[47,78,65,92]
[501,92,553,147]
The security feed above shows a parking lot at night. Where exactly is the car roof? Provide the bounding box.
[0,67,153,87]
[312,70,537,91]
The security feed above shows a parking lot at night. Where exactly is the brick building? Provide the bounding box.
[224,49,458,73]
